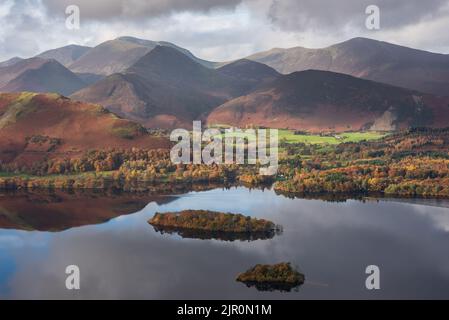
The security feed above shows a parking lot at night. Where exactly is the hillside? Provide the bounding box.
[207,70,449,132]
[0,92,169,166]
[246,37,449,96]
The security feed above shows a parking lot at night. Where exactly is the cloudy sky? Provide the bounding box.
[1,0,449,62]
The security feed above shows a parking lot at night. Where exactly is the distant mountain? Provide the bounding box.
[37,44,91,67]
[216,59,280,91]
[116,36,217,68]
[71,47,278,128]
[68,36,216,75]
[207,70,449,132]
[246,37,449,96]
[0,92,169,165]
[0,57,47,87]
[0,57,87,96]
[0,57,23,68]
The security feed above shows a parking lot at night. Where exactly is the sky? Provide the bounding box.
[1,0,449,62]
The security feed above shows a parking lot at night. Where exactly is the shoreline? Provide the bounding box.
[1,178,449,202]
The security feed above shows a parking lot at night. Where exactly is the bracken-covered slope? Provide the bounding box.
[246,37,449,96]
[207,70,449,132]
[0,92,169,166]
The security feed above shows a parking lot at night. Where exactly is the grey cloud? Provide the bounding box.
[2,0,449,63]
[268,0,449,32]
[42,0,243,20]
[0,1,49,59]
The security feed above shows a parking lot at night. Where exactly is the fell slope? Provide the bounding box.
[207,70,449,132]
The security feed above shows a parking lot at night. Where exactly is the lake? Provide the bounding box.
[1,187,449,299]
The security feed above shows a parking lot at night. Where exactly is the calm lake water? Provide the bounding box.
[1,187,449,299]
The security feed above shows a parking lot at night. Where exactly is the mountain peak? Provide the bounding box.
[0,57,87,96]
[115,36,159,47]
[127,45,208,79]
[342,37,378,43]
[217,59,280,81]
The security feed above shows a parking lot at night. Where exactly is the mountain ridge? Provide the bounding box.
[68,36,217,75]
[246,37,449,96]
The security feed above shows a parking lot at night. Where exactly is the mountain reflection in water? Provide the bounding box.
[0,190,174,231]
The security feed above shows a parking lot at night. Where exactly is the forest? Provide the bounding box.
[275,128,449,197]
[148,210,280,233]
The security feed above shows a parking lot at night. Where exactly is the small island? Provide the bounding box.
[148,210,282,241]
[236,262,305,292]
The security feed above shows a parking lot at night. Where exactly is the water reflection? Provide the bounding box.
[150,225,282,241]
[0,190,174,231]
[237,280,304,292]
[0,187,448,299]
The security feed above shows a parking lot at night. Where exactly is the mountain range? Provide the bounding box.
[0,36,218,96]
[71,46,280,128]
[0,36,448,133]
[245,37,449,96]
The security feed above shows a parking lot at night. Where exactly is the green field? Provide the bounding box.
[212,129,387,145]
[278,130,386,145]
